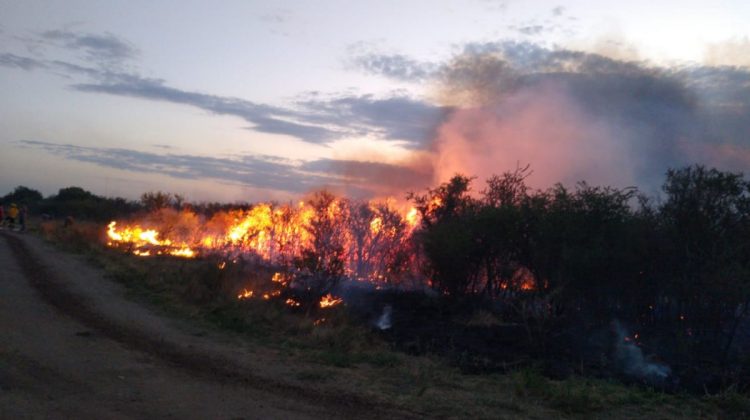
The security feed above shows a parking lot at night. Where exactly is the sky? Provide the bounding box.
[1,0,749,202]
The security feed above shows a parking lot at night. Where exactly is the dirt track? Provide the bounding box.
[0,231,406,419]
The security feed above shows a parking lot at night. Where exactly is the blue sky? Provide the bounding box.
[2,0,749,201]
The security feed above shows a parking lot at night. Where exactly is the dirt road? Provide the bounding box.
[0,231,401,419]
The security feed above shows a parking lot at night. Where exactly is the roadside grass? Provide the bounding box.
[36,220,750,418]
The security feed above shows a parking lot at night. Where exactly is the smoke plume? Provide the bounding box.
[421,42,750,192]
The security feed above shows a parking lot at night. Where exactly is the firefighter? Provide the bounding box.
[6,203,19,228]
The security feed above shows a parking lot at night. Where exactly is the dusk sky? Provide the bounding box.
[2,0,749,202]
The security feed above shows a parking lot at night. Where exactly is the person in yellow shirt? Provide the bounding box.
[6,203,19,228]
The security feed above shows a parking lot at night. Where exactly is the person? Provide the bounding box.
[0,204,4,228]
[19,205,27,232]
[6,203,18,228]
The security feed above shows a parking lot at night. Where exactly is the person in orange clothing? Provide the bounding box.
[6,203,19,228]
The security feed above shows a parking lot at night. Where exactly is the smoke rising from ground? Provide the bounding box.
[612,321,673,386]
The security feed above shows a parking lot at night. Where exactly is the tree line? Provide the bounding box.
[409,165,750,384]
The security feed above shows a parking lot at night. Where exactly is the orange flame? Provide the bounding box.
[105,197,418,285]
[237,289,254,299]
[319,293,343,308]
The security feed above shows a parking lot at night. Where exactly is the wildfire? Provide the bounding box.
[319,293,343,308]
[107,221,197,258]
[105,194,537,305]
[105,197,419,284]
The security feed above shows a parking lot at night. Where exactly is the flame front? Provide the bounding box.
[105,194,539,306]
[105,199,420,285]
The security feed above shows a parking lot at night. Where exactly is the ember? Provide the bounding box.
[285,298,301,307]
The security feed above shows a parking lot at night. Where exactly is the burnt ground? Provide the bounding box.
[345,289,678,389]
[0,230,418,419]
[345,288,748,394]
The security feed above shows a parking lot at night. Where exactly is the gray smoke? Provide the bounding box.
[376,305,393,330]
[612,320,672,386]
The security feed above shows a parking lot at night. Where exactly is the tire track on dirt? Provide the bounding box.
[1,232,418,419]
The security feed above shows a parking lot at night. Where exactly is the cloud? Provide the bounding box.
[16,140,429,197]
[0,47,444,146]
[479,0,507,12]
[704,37,750,68]
[41,29,137,64]
[0,52,46,71]
[516,25,545,36]
[72,75,446,146]
[72,75,344,143]
[350,53,437,82]
[301,158,433,193]
[297,94,449,147]
[2,26,447,147]
[259,13,289,24]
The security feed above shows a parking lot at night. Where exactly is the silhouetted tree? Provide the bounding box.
[2,185,43,208]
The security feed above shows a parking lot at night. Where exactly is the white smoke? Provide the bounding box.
[612,320,672,385]
[376,305,393,330]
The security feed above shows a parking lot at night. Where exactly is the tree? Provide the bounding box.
[2,186,43,208]
[659,165,750,365]
[409,175,482,296]
[296,191,349,298]
[54,186,94,201]
[140,191,176,210]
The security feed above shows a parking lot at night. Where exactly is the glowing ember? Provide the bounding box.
[285,298,301,307]
[237,289,254,299]
[319,293,343,308]
[170,247,196,258]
